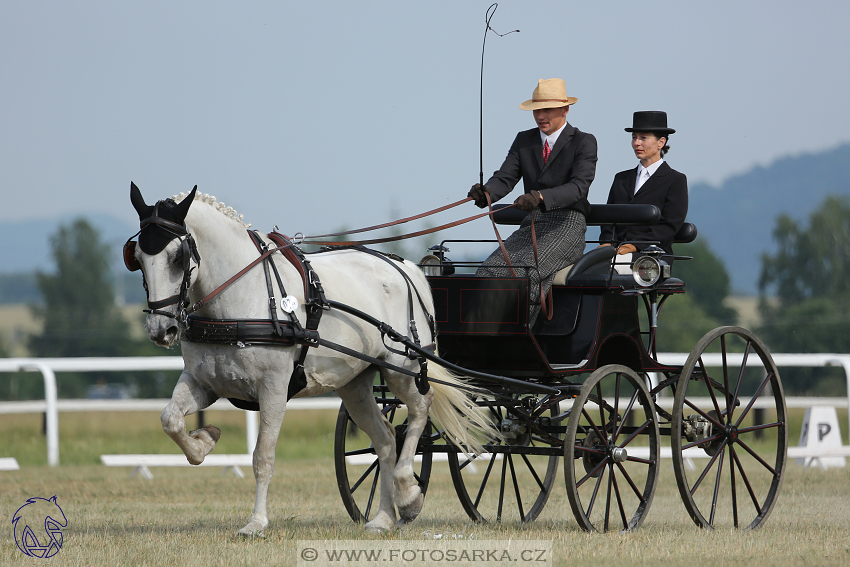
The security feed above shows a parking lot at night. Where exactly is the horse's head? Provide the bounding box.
[126,182,201,347]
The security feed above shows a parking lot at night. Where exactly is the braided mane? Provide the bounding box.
[172,191,252,228]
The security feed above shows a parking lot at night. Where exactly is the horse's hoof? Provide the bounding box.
[397,492,425,523]
[189,425,222,443]
[237,522,267,538]
[365,512,396,533]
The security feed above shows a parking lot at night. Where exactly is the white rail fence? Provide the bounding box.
[1,354,849,470]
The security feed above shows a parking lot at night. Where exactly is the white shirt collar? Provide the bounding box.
[637,159,664,178]
[635,159,664,194]
[539,121,568,148]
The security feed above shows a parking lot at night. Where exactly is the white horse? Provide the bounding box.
[126,183,495,535]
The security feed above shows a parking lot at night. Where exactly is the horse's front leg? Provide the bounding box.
[238,386,288,537]
[161,371,220,465]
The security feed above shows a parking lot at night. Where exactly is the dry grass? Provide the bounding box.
[1,460,849,566]
[1,410,849,566]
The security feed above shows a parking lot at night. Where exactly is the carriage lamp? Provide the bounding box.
[419,254,442,276]
[631,246,671,287]
[632,256,661,287]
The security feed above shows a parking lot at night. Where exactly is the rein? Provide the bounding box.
[301,199,518,247]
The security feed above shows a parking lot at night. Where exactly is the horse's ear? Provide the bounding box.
[172,185,197,224]
[130,182,150,219]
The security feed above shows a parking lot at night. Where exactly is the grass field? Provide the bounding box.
[2,409,849,566]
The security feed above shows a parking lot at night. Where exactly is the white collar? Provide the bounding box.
[540,121,568,148]
[637,159,664,178]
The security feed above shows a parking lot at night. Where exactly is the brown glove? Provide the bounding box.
[468,183,489,208]
[514,191,541,212]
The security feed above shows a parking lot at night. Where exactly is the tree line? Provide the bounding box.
[2,195,849,399]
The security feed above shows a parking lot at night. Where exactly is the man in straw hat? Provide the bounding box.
[468,78,597,325]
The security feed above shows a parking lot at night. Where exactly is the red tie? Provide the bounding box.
[543,140,551,164]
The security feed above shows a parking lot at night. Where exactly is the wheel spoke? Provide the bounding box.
[614,390,640,442]
[708,447,725,527]
[613,373,621,441]
[681,433,724,452]
[721,334,731,412]
[582,408,608,445]
[690,438,728,496]
[474,452,499,508]
[683,398,725,429]
[616,461,647,504]
[696,357,725,425]
[737,421,783,435]
[619,418,651,449]
[735,438,779,476]
[729,341,753,422]
[604,464,614,532]
[577,455,609,488]
[585,466,606,519]
[731,448,739,529]
[734,372,774,428]
[497,452,509,521]
[730,445,763,515]
[596,382,606,436]
[612,471,629,531]
[350,459,379,493]
[364,466,380,520]
[520,453,547,491]
[508,455,526,520]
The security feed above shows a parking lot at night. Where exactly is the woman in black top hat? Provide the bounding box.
[599,111,688,267]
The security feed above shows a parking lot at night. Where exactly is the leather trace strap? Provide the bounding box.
[301,200,517,247]
[304,197,471,239]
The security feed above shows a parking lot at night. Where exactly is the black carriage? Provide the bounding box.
[334,203,788,533]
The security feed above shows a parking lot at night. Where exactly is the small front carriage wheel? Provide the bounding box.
[671,326,788,530]
[564,364,660,533]
[448,393,562,523]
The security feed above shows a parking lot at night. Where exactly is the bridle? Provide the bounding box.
[123,211,201,325]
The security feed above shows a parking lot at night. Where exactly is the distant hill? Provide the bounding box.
[685,142,850,294]
[2,143,850,296]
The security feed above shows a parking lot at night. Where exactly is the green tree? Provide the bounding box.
[23,219,184,399]
[757,196,850,394]
[672,237,738,324]
[29,219,134,358]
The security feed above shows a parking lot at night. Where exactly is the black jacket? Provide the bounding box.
[485,124,598,216]
[599,161,688,255]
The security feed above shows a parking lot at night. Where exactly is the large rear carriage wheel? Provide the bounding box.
[564,364,660,533]
[671,326,787,530]
[447,393,563,523]
[334,399,434,524]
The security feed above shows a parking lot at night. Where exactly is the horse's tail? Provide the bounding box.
[426,356,503,456]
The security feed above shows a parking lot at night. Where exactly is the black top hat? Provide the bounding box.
[625,111,675,135]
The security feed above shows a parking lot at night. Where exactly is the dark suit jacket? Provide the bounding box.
[486,124,598,216]
[599,161,688,255]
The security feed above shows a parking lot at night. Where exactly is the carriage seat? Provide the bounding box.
[489,204,697,286]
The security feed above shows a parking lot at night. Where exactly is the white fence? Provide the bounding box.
[1,354,849,468]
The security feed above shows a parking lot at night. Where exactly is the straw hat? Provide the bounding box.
[519,78,578,111]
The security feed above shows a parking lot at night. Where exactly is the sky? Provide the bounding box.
[3,1,850,260]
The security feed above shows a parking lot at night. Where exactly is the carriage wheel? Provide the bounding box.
[334,400,434,524]
[564,364,660,533]
[447,393,562,523]
[672,326,787,530]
